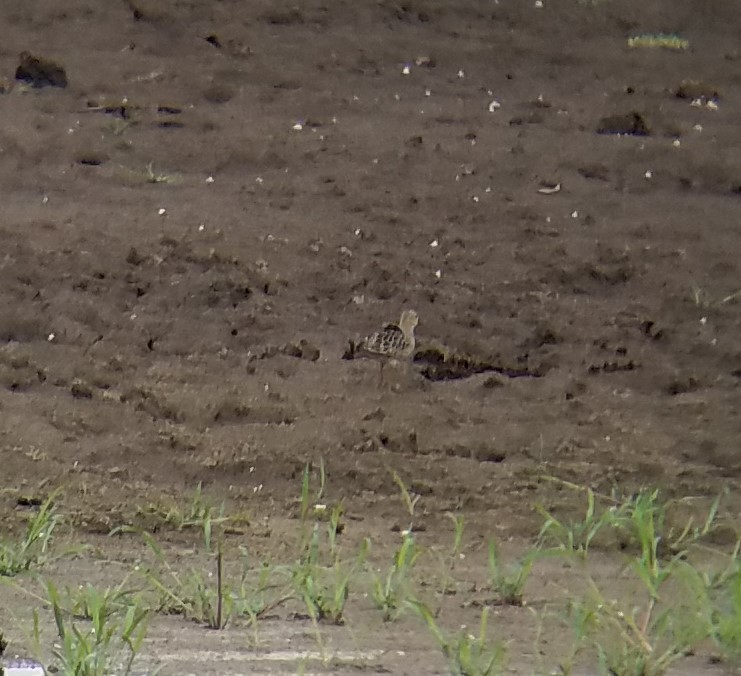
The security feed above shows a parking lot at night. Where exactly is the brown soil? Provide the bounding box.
[1,0,741,673]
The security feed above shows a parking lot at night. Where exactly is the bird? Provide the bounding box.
[355,309,419,386]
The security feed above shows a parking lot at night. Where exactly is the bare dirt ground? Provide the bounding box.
[1,0,741,673]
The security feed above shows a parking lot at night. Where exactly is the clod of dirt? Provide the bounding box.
[641,320,665,341]
[262,9,304,25]
[123,0,144,20]
[509,112,545,126]
[75,152,108,167]
[482,375,504,389]
[665,376,700,396]
[125,247,147,266]
[15,52,68,88]
[587,359,638,374]
[473,447,506,463]
[578,164,610,181]
[391,522,426,533]
[413,344,540,382]
[157,105,183,115]
[675,80,719,101]
[16,495,42,507]
[596,112,649,136]
[409,480,434,496]
[204,34,222,48]
[157,119,185,129]
[362,407,386,421]
[84,99,136,119]
[378,430,418,454]
[414,55,436,68]
[260,340,320,362]
[70,380,93,399]
[203,84,235,104]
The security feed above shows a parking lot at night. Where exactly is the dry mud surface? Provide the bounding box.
[1,0,741,673]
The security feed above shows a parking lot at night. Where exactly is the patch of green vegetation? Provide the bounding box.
[5,464,739,675]
[411,601,507,676]
[486,538,540,606]
[0,491,62,576]
[627,34,689,50]
[372,532,421,621]
[132,482,234,551]
[33,580,149,676]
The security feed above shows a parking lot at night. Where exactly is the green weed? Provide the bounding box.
[0,491,62,576]
[486,539,538,607]
[536,487,617,559]
[372,533,422,621]
[35,579,150,676]
[411,601,506,675]
[439,513,465,595]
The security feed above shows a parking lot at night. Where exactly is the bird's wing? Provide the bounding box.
[363,323,403,353]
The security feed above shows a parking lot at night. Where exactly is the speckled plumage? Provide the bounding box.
[357,310,418,385]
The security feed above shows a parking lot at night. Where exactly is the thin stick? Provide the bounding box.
[216,545,223,629]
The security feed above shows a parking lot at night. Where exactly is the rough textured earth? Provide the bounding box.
[1,0,740,673]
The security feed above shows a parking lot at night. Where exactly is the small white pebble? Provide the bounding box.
[158,208,166,215]
[402,64,411,75]
[198,224,205,232]
[205,176,214,184]
[314,504,327,512]
[488,100,501,112]
[672,139,681,147]
[571,210,579,218]
[354,228,362,237]
[457,69,465,78]
[644,170,652,179]
[700,317,707,325]
[394,93,401,101]
[472,195,479,202]
[485,187,492,193]
[255,176,264,184]
[42,195,49,204]
[47,333,55,342]
[332,116,338,123]
[430,239,439,248]
[435,269,442,279]
[130,313,137,320]
[425,88,431,97]
[706,100,718,110]
[693,124,703,132]
[292,122,303,130]
[534,0,544,7]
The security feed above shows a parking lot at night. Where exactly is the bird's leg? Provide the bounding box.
[378,361,385,388]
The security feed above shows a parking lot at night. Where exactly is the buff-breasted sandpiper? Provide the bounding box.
[356,309,419,385]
